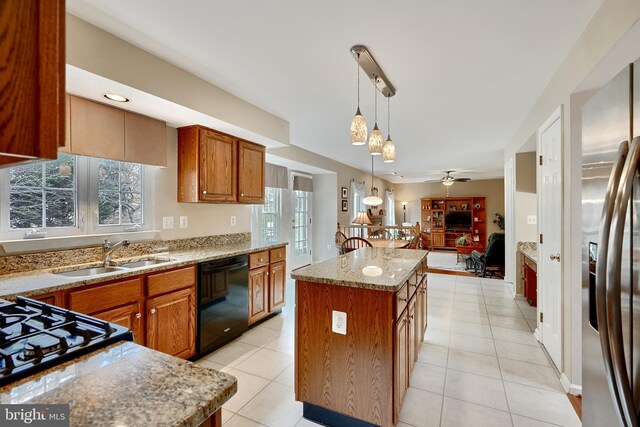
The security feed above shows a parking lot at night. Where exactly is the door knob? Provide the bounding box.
[549,254,561,261]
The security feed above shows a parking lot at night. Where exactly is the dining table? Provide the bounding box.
[367,238,409,249]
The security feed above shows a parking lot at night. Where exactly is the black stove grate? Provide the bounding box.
[0,297,133,387]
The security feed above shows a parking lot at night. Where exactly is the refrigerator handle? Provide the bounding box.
[607,136,640,427]
[597,140,629,424]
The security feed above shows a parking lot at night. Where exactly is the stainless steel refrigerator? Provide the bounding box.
[582,60,640,427]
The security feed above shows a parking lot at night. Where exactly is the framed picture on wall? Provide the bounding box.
[341,187,348,199]
[342,200,348,211]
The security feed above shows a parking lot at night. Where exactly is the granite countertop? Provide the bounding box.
[291,247,428,292]
[0,341,236,427]
[518,241,537,263]
[0,240,287,300]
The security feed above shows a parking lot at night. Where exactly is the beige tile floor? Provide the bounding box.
[196,273,581,427]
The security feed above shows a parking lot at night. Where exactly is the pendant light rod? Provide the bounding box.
[387,95,391,136]
[350,45,396,97]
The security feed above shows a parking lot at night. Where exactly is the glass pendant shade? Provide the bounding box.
[350,108,368,145]
[368,125,384,155]
[363,194,383,206]
[382,137,396,163]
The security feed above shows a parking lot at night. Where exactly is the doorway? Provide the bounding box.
[537,107,563,370]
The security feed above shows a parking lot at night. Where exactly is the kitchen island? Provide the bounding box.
[291,248,428,427]
[0,341,236,427]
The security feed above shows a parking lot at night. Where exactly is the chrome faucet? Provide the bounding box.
[103,239,130,266]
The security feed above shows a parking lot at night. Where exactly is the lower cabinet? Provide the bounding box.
[248,266,269,324]
[66,265,196,359]
[394,309,409,418]
[407,295,418,377]
[96,302,144,346]
[146,287,195,359]
[269,260,286,311]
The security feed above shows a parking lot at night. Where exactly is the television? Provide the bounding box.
[445,211,472,231]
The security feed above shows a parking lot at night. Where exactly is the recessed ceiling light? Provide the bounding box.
[391,172,397,175]
[103,93,129,102]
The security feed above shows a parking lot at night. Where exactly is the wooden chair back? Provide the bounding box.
[404,234,421,250]
[341,237,373,254]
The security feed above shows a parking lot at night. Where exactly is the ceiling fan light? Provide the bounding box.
[350,108,368,145]
[443,180,454,186]
[363,195,383,206]
[368,125,384,155]
[382,137,395,163]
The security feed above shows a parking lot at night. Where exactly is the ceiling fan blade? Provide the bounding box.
[453,178,471,182]
[424,179,445,183]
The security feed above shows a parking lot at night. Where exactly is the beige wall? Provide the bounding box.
[154,127,252,240]
[503,0,640,389]
[393,179,505,237]
[515,152,537,243]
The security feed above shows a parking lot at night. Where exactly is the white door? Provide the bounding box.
[538,108,563,369]
[504,157,515,292]
[291,189,312,269]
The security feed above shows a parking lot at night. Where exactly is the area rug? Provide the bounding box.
[426,251,477,277]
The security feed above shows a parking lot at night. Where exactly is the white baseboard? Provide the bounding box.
[533,328,541,342]
[560,373,582,396]
[505,280,515,297]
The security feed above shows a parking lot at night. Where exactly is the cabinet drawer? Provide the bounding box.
[395,284,408,320]
[249,251,269,269]
[147,266,196,297]
[270,246,286,262]
[407,271,418,299]
[69,278,142,315]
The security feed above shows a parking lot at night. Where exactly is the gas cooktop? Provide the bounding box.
[0,297,133,387]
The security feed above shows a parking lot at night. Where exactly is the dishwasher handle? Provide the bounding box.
[200,261,248,274]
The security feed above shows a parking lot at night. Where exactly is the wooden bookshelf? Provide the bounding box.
[421,197,487,251]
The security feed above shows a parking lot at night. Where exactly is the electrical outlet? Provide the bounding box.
[527,215,537,225]
[162,216,174,229]
[332,310,347,335]
[230,216,237,226]
[179,216,188,228]
[327,244,333,251]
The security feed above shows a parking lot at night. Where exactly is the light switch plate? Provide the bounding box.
[332,310,347,335]
[179,216,188,228]
[527,215,537,225]
[162,216,174,229]
[230,216,237,226]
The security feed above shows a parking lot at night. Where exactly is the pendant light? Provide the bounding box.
[350,53,368,145]
[368,77,384,155]
[363,155,383,206]
[382,95,396,163]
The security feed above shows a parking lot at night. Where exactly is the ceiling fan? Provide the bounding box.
[424,170,471,186]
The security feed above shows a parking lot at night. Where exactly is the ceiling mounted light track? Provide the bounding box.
[350,45,396,97]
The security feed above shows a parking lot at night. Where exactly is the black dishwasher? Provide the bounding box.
[195,255,249,358]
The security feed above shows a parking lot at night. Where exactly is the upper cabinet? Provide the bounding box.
[64,95,167,167]
[0,0,65,166]
[177,125,265,204]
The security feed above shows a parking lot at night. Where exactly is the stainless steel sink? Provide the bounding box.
[56,266,127,277]
[120,259,172,269]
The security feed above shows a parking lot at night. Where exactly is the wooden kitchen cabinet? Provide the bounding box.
[96,302,144,346]
[177,124,265,204]
[0,0,65,166]
[238,140,265,203]
[269,260,286,312]
[30,290,65,308]
[146,286,195,359]
[394,309,409,419]
[431,232,445,247]
[407,295,418,375]
[248,266,269,325]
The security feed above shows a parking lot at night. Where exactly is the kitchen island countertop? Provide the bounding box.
[291,247,428,292]
[0,341,236,427]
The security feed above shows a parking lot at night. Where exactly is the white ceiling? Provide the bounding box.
[67,0,601,183]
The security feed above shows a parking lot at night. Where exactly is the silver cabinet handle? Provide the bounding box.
[596,140,628,423]
[135,313,142,319]
[150,308,156,315]
[606,137,640,427]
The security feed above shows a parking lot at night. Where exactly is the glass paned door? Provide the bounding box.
[291,190,312,268]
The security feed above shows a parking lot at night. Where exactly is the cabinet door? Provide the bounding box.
[408,296,417,375]
[419,281,428,341]
[248,266,269,324]
[269,260,286,312]
[432,233,445,247]
[394,310,408,420]
[238,140,265,203]
[146,287,195,359]
[69,95,125,160]
[200,129,237,202]
[0,0,64,165]
[95,303,144,346]
[30,290,64,308]
[68,278,142,315]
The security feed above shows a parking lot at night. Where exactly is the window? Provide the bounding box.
[351,180,365,219]
[384,190,396,226]
[8,153,76,229]
[260,187,281,243]
[293,190,311,256]
[1,154,154,240]
[97,159,143,226]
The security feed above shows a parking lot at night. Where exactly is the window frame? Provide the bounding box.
[0,155,155,241]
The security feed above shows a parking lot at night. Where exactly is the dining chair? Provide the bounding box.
[335,231,348,254]
[341,237,373,254]
[402,234,420,249]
